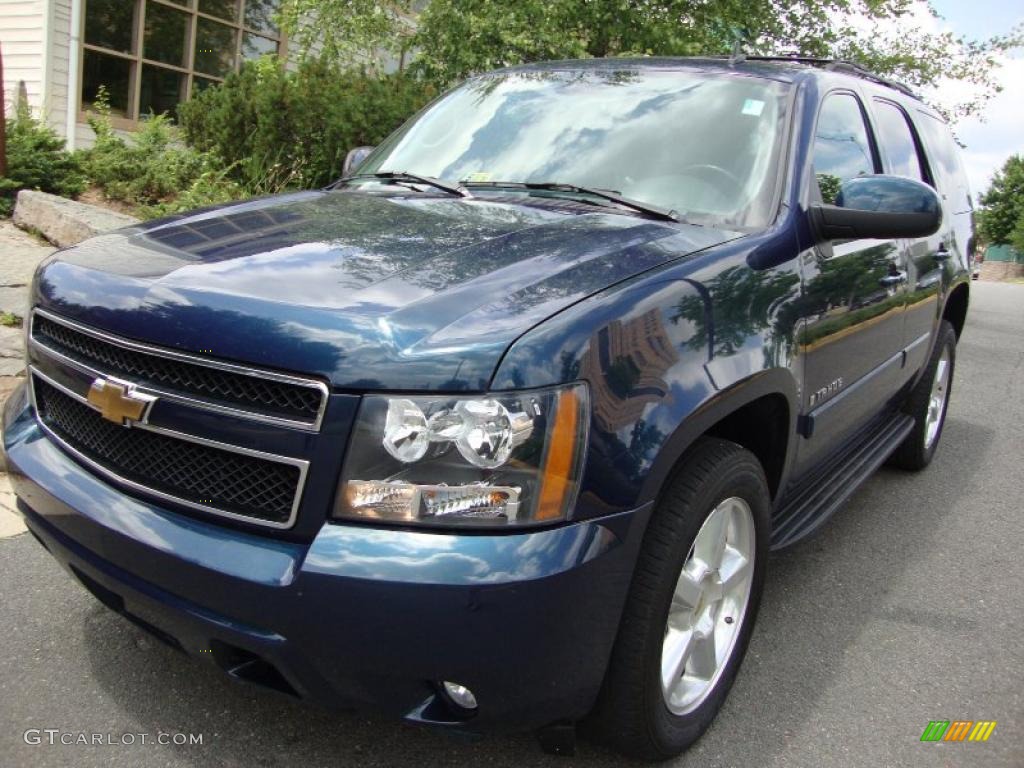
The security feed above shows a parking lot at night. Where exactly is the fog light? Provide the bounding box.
[442,681,478,710]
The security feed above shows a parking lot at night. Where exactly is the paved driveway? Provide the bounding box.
[1,282,1021,767]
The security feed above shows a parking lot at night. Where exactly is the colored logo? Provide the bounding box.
[87,377,157,427]
[920,720,997,742]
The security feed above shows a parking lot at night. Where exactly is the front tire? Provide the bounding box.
[587,438,770,759]
[889,320,956,471]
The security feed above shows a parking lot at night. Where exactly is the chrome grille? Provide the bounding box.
[32,373,305,527]
[31,309,327,429]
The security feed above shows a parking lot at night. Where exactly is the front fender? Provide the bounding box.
[493,237,802,520]
[493,276,714,518]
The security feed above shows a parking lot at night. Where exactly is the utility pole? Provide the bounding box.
[0,42,7,177]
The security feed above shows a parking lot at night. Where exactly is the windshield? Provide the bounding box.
[357,68,790,229]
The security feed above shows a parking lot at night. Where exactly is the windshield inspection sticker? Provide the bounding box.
[465,171,492,182]
[741,99,765,117]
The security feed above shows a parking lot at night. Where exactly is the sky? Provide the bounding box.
[928,0,1024,196]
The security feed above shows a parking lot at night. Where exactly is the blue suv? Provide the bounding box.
[2,57,972,758]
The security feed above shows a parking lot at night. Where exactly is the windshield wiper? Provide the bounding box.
[331,171,471,198]
[462,181,679,222]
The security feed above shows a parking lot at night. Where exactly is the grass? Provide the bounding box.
[0,312,23,328]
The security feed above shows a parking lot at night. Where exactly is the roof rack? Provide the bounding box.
[733,55,918,99]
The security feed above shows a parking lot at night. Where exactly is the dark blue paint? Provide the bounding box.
[836,174,942,214]
[36,191,734,392]
[304,517,620,585]
[1,58,973,735]
[3,395,652,731]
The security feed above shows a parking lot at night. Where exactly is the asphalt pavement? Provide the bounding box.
[1,281,1021,768]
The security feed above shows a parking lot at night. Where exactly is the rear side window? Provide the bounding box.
[813,93,877,204]
[914,111,972,213]
[872,100,925,181]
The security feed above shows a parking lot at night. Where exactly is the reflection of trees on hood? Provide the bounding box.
[140,191,552,291]
[465,69,643,103]
[671,265,800,358]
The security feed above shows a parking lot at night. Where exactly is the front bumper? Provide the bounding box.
[2,383,651,733]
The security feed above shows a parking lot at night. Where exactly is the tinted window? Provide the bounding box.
[359,70,790,229]
[81,0,283,123]
[813,93,876,204]
[915,111,972,213]
[84,0,135,53]
[873,101,924,181]
[82,49,132,117]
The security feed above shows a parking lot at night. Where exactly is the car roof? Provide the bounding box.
[492,56,925,107]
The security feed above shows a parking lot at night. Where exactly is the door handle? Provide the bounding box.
[934,243,952,261]
[879,272,907,286]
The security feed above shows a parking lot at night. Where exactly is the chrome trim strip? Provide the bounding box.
[905,331,931,354]
[30,308,330,432]
[809,346,903,419]
[29,336,324,433]
[29,367,308,530]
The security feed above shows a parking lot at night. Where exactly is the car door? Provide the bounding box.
[869,97,943,378]
[794,90,908,476]
[904,108,975,375]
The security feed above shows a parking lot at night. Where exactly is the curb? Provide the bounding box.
[13,190,140,248]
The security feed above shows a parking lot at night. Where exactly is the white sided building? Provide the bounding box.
[1,0,290,148]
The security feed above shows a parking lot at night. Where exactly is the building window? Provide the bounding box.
[80,0,285,126]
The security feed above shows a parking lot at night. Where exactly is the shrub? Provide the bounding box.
[78,88,247,216]
[0,104,86,216]
[178,56,435,191]
[139,167,247,219]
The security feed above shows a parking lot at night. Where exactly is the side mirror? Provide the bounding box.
[342,146,375,177]
[811,175,942,242]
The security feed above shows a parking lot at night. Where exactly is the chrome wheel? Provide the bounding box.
[924,346,951,450]
[660,497,755,715]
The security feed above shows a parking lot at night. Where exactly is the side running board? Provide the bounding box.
[770,413,915,550]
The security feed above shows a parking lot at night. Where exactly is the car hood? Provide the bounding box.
[35,190,737,390]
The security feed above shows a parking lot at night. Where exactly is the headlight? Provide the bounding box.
[334,383,589,527]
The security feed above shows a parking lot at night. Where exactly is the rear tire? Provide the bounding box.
[889,320,956,471]
[586,437,770,759]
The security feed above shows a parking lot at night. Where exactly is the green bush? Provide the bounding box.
[178,57,435,191]
[139,167,247,219]
[0,104,86,216]
[77,88,246,216]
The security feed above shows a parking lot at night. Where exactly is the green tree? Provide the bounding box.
[1012,217,1024,256]
[977,154,1024,248]
[0,102,85,216]
[178,57,434,191]
[407,0,1020,121]
[279,0,416,71]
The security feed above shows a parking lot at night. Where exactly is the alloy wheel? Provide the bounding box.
[924,346,951,450]
[660,496,755,715]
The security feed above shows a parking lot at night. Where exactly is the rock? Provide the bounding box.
[0,325,25,376]
[13,190,140,248]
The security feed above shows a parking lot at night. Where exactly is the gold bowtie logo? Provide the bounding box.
[86,377,157,426]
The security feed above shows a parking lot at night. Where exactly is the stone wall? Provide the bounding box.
[979,260,1024,281]
[12,190,139,248]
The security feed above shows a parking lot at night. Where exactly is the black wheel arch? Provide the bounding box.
[942,279,969,340]
[639,368,799,508]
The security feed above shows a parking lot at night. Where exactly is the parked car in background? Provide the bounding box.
[2,56,971,759]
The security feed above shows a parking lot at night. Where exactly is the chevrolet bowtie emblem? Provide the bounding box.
[86,377,157,426]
